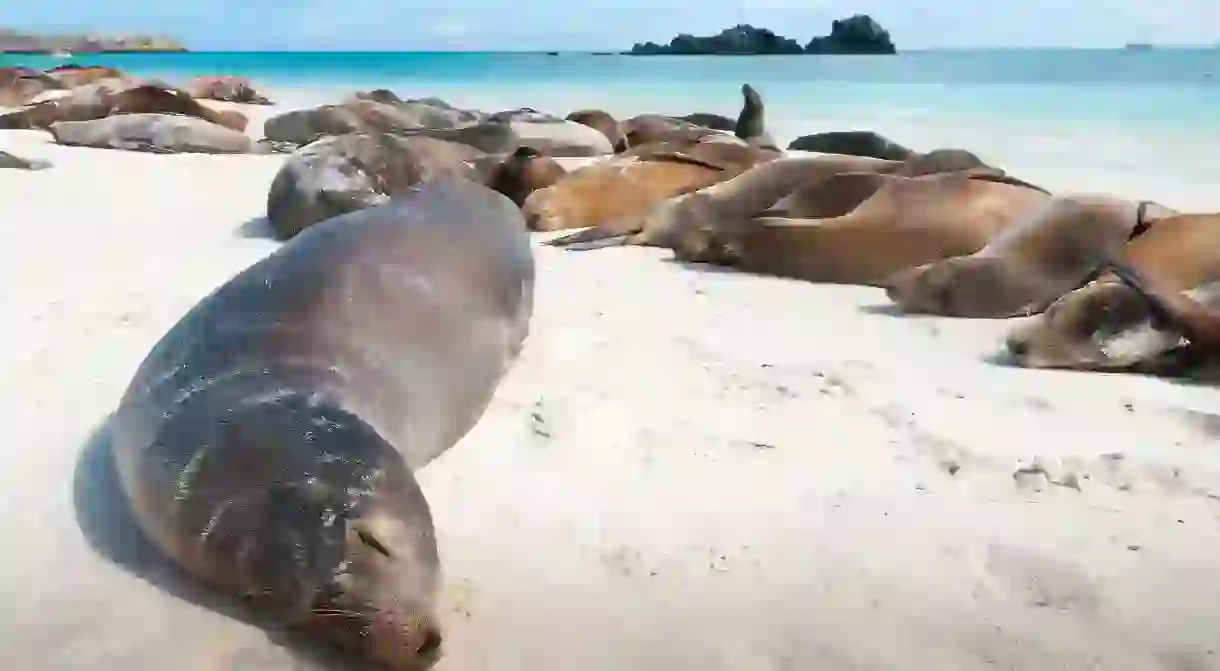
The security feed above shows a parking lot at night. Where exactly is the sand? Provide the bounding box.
[3,100,1220,670]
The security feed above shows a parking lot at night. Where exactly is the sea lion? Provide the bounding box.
[787,130,915,160]
[0,81,248,132]
[618,114,720,151]
[484,145,568,207]
[734,84,768,143]
[884,195,1162,318]
[266,132,485,240]
[667,170,1052,285]
[522,138,778,232]
[544,149,1028,250]
[109,178,535,670]
[1003,210,1219,371]
[564,109,624,150]
[681,112,737,131]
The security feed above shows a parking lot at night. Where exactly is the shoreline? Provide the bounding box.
[3,60,1220,669]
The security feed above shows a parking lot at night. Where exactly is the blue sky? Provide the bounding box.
[7,1,1219,51]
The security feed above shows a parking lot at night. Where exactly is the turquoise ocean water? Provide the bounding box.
[5,50,1218,128]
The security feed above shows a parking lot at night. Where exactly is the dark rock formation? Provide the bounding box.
[628,16,896,56]
[805,15,896,55]
[630,24,803,55]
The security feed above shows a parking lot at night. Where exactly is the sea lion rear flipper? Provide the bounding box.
[960,168,1052,194]
[543,226,631,250]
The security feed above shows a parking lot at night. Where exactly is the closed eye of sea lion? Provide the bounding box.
[110,178,535,670]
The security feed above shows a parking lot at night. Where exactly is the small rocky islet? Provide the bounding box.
[628,15,897,56]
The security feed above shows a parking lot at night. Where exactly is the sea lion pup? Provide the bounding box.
[1003,210,1220,371]
[671,169,1051,286]
[483,145,568,207]
[883,195,1162,318]
[521,137,779,232]
[109,179,535,671]
[564,109,624,150]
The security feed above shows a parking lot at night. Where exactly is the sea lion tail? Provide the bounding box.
[543,227,630,250]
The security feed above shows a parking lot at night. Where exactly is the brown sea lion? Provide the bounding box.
[884,195,1163,318]
[1003,210,1220,371]
[522,139,779,232]
[0,82,248,132]
[484,146,568,207]
[544,149,1030,250]
[564,109,624,151]
[109,178,535,670]
[618,114,720,151]
[668,170,1052,286]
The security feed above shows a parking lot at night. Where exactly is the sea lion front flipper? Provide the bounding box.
[1107,256,1220,348]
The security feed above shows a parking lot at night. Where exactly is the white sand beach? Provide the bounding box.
[3,99,1220,670]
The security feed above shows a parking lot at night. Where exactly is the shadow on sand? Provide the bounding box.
[236,216,279,241]
[71,413,362,670]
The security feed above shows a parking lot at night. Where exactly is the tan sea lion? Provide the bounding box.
[109,178,535,670]
[883,195,1164,318]
[544,149,1029,250]
[522,139,779,232]
[1003,210,1220,370]
[564,109,624,151]
[484,145,568,207]
[668,170,1052,286]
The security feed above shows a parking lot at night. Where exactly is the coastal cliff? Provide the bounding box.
[0,28,186,53]
[629,15,896,56]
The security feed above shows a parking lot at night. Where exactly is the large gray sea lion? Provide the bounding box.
[109,178,536,670]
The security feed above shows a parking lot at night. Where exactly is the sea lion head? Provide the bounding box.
[192,406,443,670]
[741,83,761,107]
[884,256,1039,317]
[1002,278,1181,369]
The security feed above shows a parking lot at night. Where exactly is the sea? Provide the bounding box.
[5,49,1220,204]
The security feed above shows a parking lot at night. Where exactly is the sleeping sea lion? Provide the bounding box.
[564,109,624,151]
[522,138,779,232]
[1003,211,1220,371]
[666,170,1052,286]
[544,149,1035,250]
[884,195,1164,318]
[109,178,535,670]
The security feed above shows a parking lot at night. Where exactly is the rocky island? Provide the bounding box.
[0,28,186,53]
[628,14,896,56]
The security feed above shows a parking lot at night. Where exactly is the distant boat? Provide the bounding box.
[50,49,72,59]
[1124,42,1153,51]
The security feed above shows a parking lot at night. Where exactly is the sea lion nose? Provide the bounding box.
[1006,337,1029,358]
